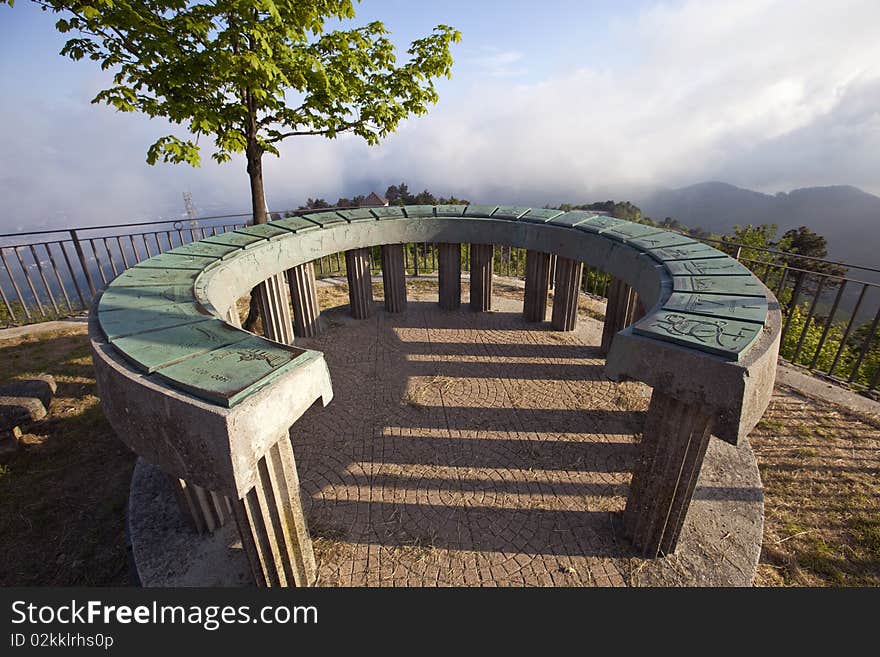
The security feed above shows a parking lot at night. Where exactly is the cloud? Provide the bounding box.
[2,0,879,232]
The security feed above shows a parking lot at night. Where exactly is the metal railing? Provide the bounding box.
[2,211,877,395]
[0,213,258,326]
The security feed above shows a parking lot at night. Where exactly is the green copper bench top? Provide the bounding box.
[97,204,772,408]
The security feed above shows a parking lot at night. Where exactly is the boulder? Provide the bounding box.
[0,374,57,429]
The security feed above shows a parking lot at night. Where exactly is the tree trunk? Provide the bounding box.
[247,140,268,225]
[243,136,267,331]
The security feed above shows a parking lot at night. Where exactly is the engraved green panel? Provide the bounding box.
[99,302,210,340]
[99,285,195,312]
[336,208,376,223]
[109,266,200,287]
[673,275,766,297]
[600,223,666,242]
[632,310,762,360]
[302,212,345,227]
[628,232,697,251]
[168,241,241,259]
[152,336,317,407]
[649,242,726,261]
[268,216,322,233]
[573,215,626,233]
[663,258,752,277]
[235,224,291,240]
[522,208,564,221]
[546,211,596,227]
[403,205,436,218]
[110,320,248,373]
[463,204,499,217]
[435,204,467,217]
[134,252,218,271]
[202,231,264,249]
[370,206,406,220]
[663,292,768,324]
[492,206,530,220]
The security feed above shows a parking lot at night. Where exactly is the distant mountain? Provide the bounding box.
[634,182,880,271]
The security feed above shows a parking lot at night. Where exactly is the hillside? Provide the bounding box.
[635,182,880,271]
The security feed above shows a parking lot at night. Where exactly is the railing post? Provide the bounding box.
[70,230,97,296]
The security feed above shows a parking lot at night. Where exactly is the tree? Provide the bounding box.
[779,226,847,278]
[8,0,460,227]
[721,223,785,265]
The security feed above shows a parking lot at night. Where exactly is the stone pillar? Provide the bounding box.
[232,437,317,587]
[344,248,373,319]
[437,243,462,310]
[172,477,232,534]
[256,273,294,344]
[226,306,242,329]
[600,277,641,356]
[287,261,321,338]
[551,256,583,331]
[623,391,713,557]
[523,250,551,322]
[469,244,494,311]
[380,244,407,313]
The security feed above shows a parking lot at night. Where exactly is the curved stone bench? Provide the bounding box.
[88,204,781,586]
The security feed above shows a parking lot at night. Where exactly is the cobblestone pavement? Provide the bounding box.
[293,290,654,586]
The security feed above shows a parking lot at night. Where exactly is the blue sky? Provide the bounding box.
[2,0,879,231]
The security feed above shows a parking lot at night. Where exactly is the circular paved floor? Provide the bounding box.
[129,282,764,587]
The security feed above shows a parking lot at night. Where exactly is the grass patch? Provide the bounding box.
[0,326,135,586]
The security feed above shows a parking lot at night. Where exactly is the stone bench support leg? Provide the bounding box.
[287,261,321,338]
[523,250,551,322]
[600,277,641,356]
[551,256,583,331]
[172,478,232,534]
[437,243,462,310]
[469,244,494,311]
[232,437,317,587]
[257,273,294,345]
[623,391,713,557]
[380,244,407,313]
[344,248,373,319]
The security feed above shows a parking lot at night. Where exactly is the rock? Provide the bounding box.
[0,374,57,409]
[0,375,56,430]
[0,397,47,427]
[0,426,22,455]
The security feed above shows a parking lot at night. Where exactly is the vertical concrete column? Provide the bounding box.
[226,306,242,329]
[550,256,583,331]
[256,273,294,345]
[232,437,317,587]
[437,243,462,310]
[469,244,494,311]
[380,244,407,313]
[600,277,641,356]
[344,248,373,319]
[172,477,232,534]
[523,250,551,322]
[623,391,713,557]
[287,261,321,338]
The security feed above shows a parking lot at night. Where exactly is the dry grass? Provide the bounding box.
[750,388,880,586]
[0,325,135,585]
